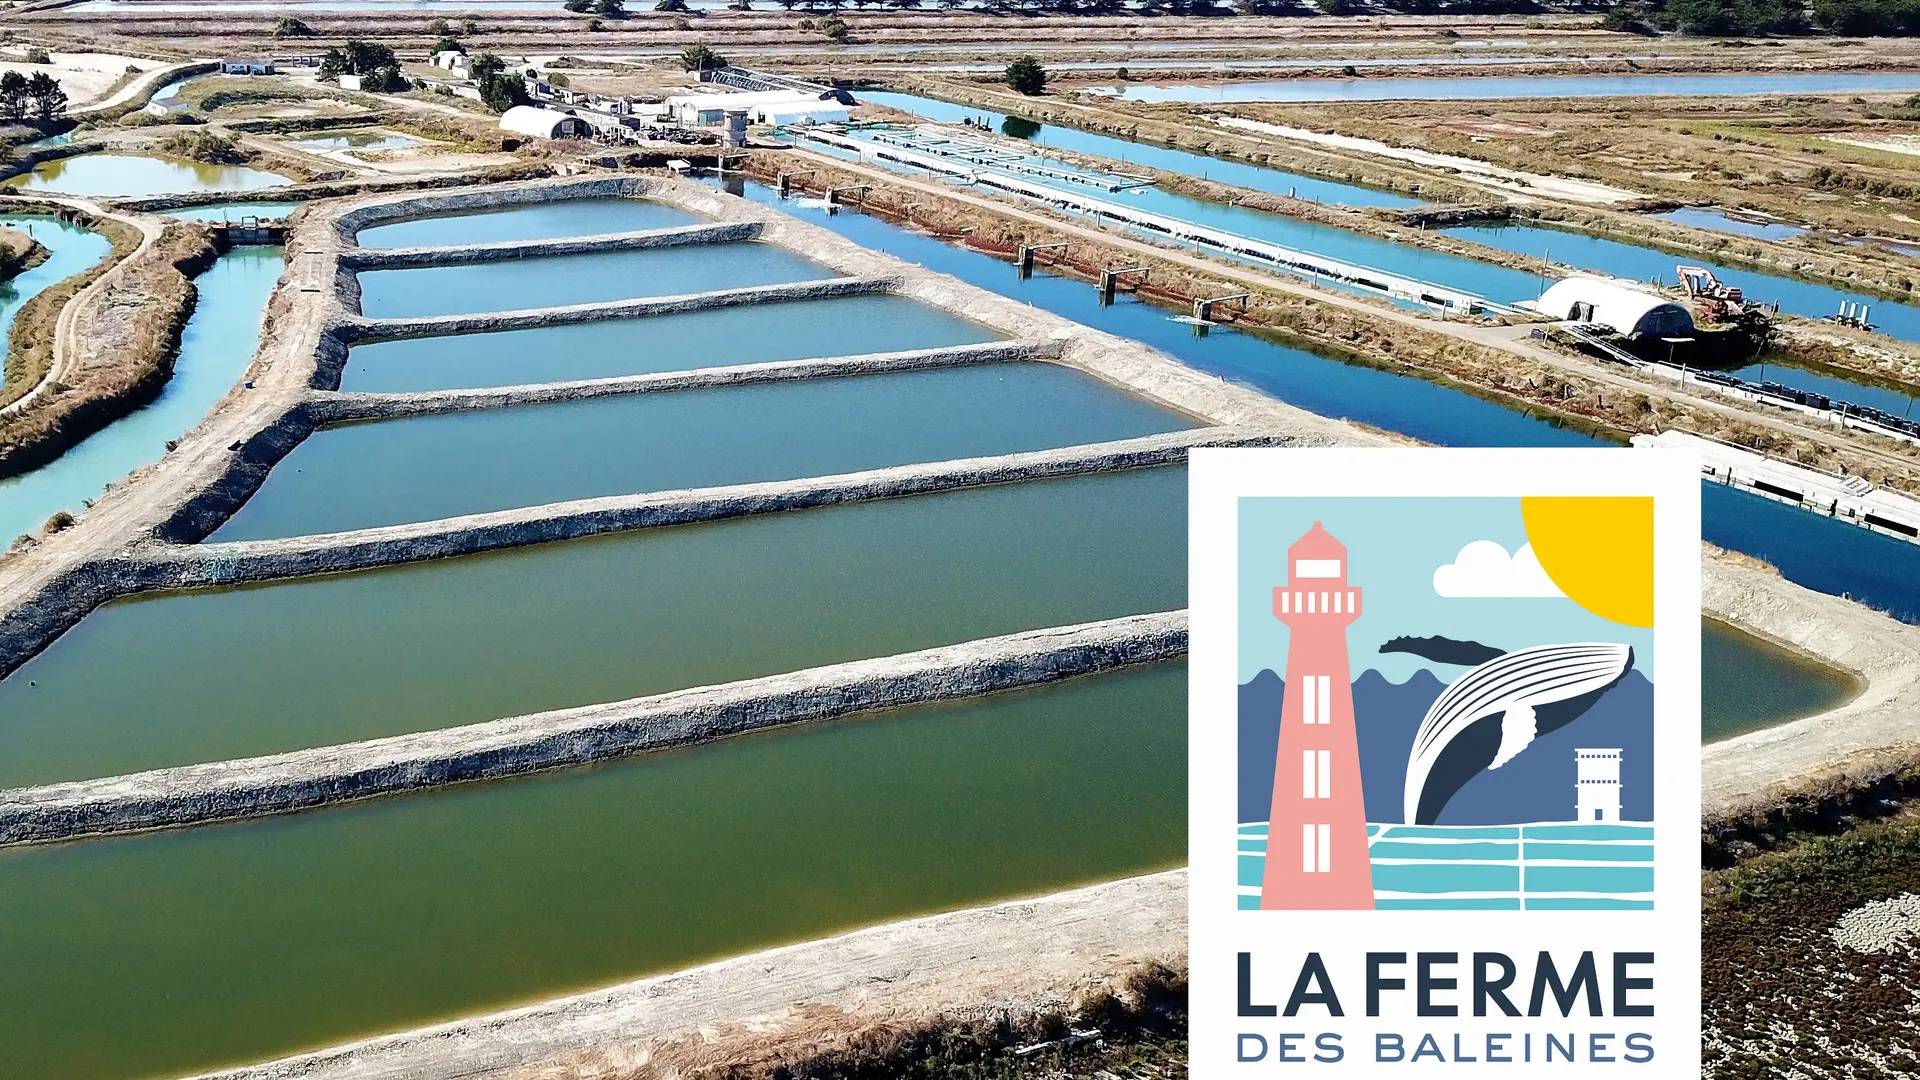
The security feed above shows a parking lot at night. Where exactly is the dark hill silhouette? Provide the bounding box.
[1237,667,1654,825]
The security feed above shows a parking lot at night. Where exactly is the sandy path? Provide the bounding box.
[1213,113,1647,205]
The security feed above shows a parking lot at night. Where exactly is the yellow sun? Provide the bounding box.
[1519,496,1654,628]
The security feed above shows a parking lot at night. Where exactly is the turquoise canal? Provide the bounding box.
[0,663,1185,1080]
[0,466,1184,785]
[709,178,1920,626]
[354,197,699,249]
[0,214,112,398]
[1701,618,1862,742]
[4,153,291,196]
[0,248,283,541]
[343,293,996,392]
[356,242,830,318]
[213,363,1191,539]
[856,91,1420,210]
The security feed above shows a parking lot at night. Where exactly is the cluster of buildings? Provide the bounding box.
[500,66,852,146]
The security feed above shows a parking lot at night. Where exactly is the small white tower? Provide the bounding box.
[1575,748,1623,822]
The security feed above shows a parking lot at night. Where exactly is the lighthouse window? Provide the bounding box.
[1302,749,1332,799]
[1301,823,1334,873]
[1300,675,1331,724]
[1295,559,1343,579]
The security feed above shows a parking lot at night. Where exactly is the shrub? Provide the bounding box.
[271,15,314,36]
[156,129,246,163]
[42,510,74,533]
[21,47,49,65]
[1005,54,1046,96]
[681,42,726,70]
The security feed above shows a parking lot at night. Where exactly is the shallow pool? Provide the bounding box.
[212,363,1192,538]
[342,292,998,392]
[1656,207,1806,243]
[4,153,291,197]
[0,466,1185,785]
[357,242,832,318]
[0,662,1186,1080]
[354,197,700,249]
[1701,618,1862,742]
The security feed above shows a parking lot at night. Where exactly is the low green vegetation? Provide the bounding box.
[271,15,314,36]
[155,129,247,164]
[1705,815,1920,1078]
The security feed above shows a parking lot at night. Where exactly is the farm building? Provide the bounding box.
[221,58,275,75]
[1534,276,1695,339]
[662,89,837,127]
[498,106,594,140]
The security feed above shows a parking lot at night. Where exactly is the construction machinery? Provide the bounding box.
[1676,265,1750,323]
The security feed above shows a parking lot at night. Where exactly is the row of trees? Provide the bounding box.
[0,71,66,122]
[1609,0,1920,35]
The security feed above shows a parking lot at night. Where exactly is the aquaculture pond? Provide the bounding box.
[1099,71,1920,103]
[1444,220,1920,360]
[4,153,291,197]
[213,363,1192,539]
[0,248,283,542]
[296,128,424,152]
[356,242,831,318]
[0,661,1187,1080]
[354,197,699,249]
[856,91,1421,210]
[0,466,1185,786]
[0,214,112,399]
[161,200,304,222]
[710,178,1920,639]
[1701,618,1861,742]
[341,292,997,392]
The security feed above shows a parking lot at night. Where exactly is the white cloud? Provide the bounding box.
[1432,540,1565,598]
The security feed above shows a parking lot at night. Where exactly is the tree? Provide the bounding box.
[272,15,315,36]
[1004,54,1046,95]
[655,0,690,9]
[563,0,591,8]
[432,35,465,54]
[468,51,527,111]
[596,0,628,13]
[681,43,727,70]
[320,39,402,80]
[0,70,26,122]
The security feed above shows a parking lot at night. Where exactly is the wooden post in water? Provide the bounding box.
[1018,241,1066,278]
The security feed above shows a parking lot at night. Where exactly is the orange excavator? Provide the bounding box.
[1676,265,1749,323]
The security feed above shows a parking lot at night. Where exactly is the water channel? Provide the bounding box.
[865,90,1920,414]
[0,661,1187,1080]
[709,174,1920,633]
[0,465,1185,786]
[0,214,112,399]
[0,247,284,542]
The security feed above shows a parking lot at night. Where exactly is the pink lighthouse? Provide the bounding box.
[1262,522,1375,910]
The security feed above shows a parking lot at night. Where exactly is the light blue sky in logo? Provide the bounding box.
[1237,496,1656,684]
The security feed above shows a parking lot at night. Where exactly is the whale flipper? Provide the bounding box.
[1488,701,1536,770]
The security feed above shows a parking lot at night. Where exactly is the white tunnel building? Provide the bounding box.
[1535,276,1695,339]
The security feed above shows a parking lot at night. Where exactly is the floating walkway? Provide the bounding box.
[1635,428,1920,545]
[798,126,1511,316]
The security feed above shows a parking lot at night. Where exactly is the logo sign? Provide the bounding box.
[1189,448,1700,1076]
